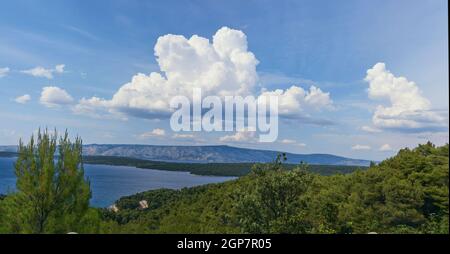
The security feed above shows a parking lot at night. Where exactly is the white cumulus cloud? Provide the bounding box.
[379,144,393,152]
[260,85,333,116]
[21,64,65,79]
[219,129,256,143]
[72,96,119,119]
[76,27,258,118]
[139,128,166,138]
[75,27,333,121]
[40,86,74,108]
[0,67,10,78]
[365,63,447,131]
[15,94,31,104]
[54,64,65,73]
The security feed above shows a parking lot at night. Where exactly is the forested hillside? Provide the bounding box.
[81,144,371,166]
[1,141,448,234]
[100,142,449,234]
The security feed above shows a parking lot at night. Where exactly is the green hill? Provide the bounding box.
[81,144,371,166]
[101,142,449,234]
[82,155,365,176]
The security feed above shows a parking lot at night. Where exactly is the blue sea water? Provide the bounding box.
[0,157,234,207]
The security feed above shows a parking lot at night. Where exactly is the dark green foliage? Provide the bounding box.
[0,129,97,233]
[1,140,448,234]
[103,143,448,234]
[236,161,314,233]
[101,188,181,225]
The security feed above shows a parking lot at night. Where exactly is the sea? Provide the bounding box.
[0,157,234,207]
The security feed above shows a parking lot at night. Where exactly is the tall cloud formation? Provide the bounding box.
[75,27,332,120]
[365,63,447,132]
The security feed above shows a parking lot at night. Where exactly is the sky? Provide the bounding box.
[0,0,448,161]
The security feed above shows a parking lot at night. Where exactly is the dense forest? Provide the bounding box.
[0,130,448,234]
[99,143,449,234]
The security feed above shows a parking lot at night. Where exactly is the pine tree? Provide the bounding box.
[0,129,92,233]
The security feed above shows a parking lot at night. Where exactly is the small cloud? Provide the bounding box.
[22,67,53,79]
[379,144,393,152]
[351,144,371,150]
[139,128,166,138]
[361,125,382,133]
[280,139,296,144]
[171,133,207,144]
[15,94,31,104]
[278,139,306,147]
[40,86,74,108]
[55,64,65,73]
[21,64,65,79]
[172,133,195,139]
[219,129,256,143]
[0,67,10,78]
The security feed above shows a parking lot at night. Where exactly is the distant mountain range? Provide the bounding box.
[0,144,371,166]
[85,144,370,166]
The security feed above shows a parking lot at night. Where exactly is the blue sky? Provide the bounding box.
[0,0,448,160]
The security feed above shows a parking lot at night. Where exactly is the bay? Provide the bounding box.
[0,157,234,207]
